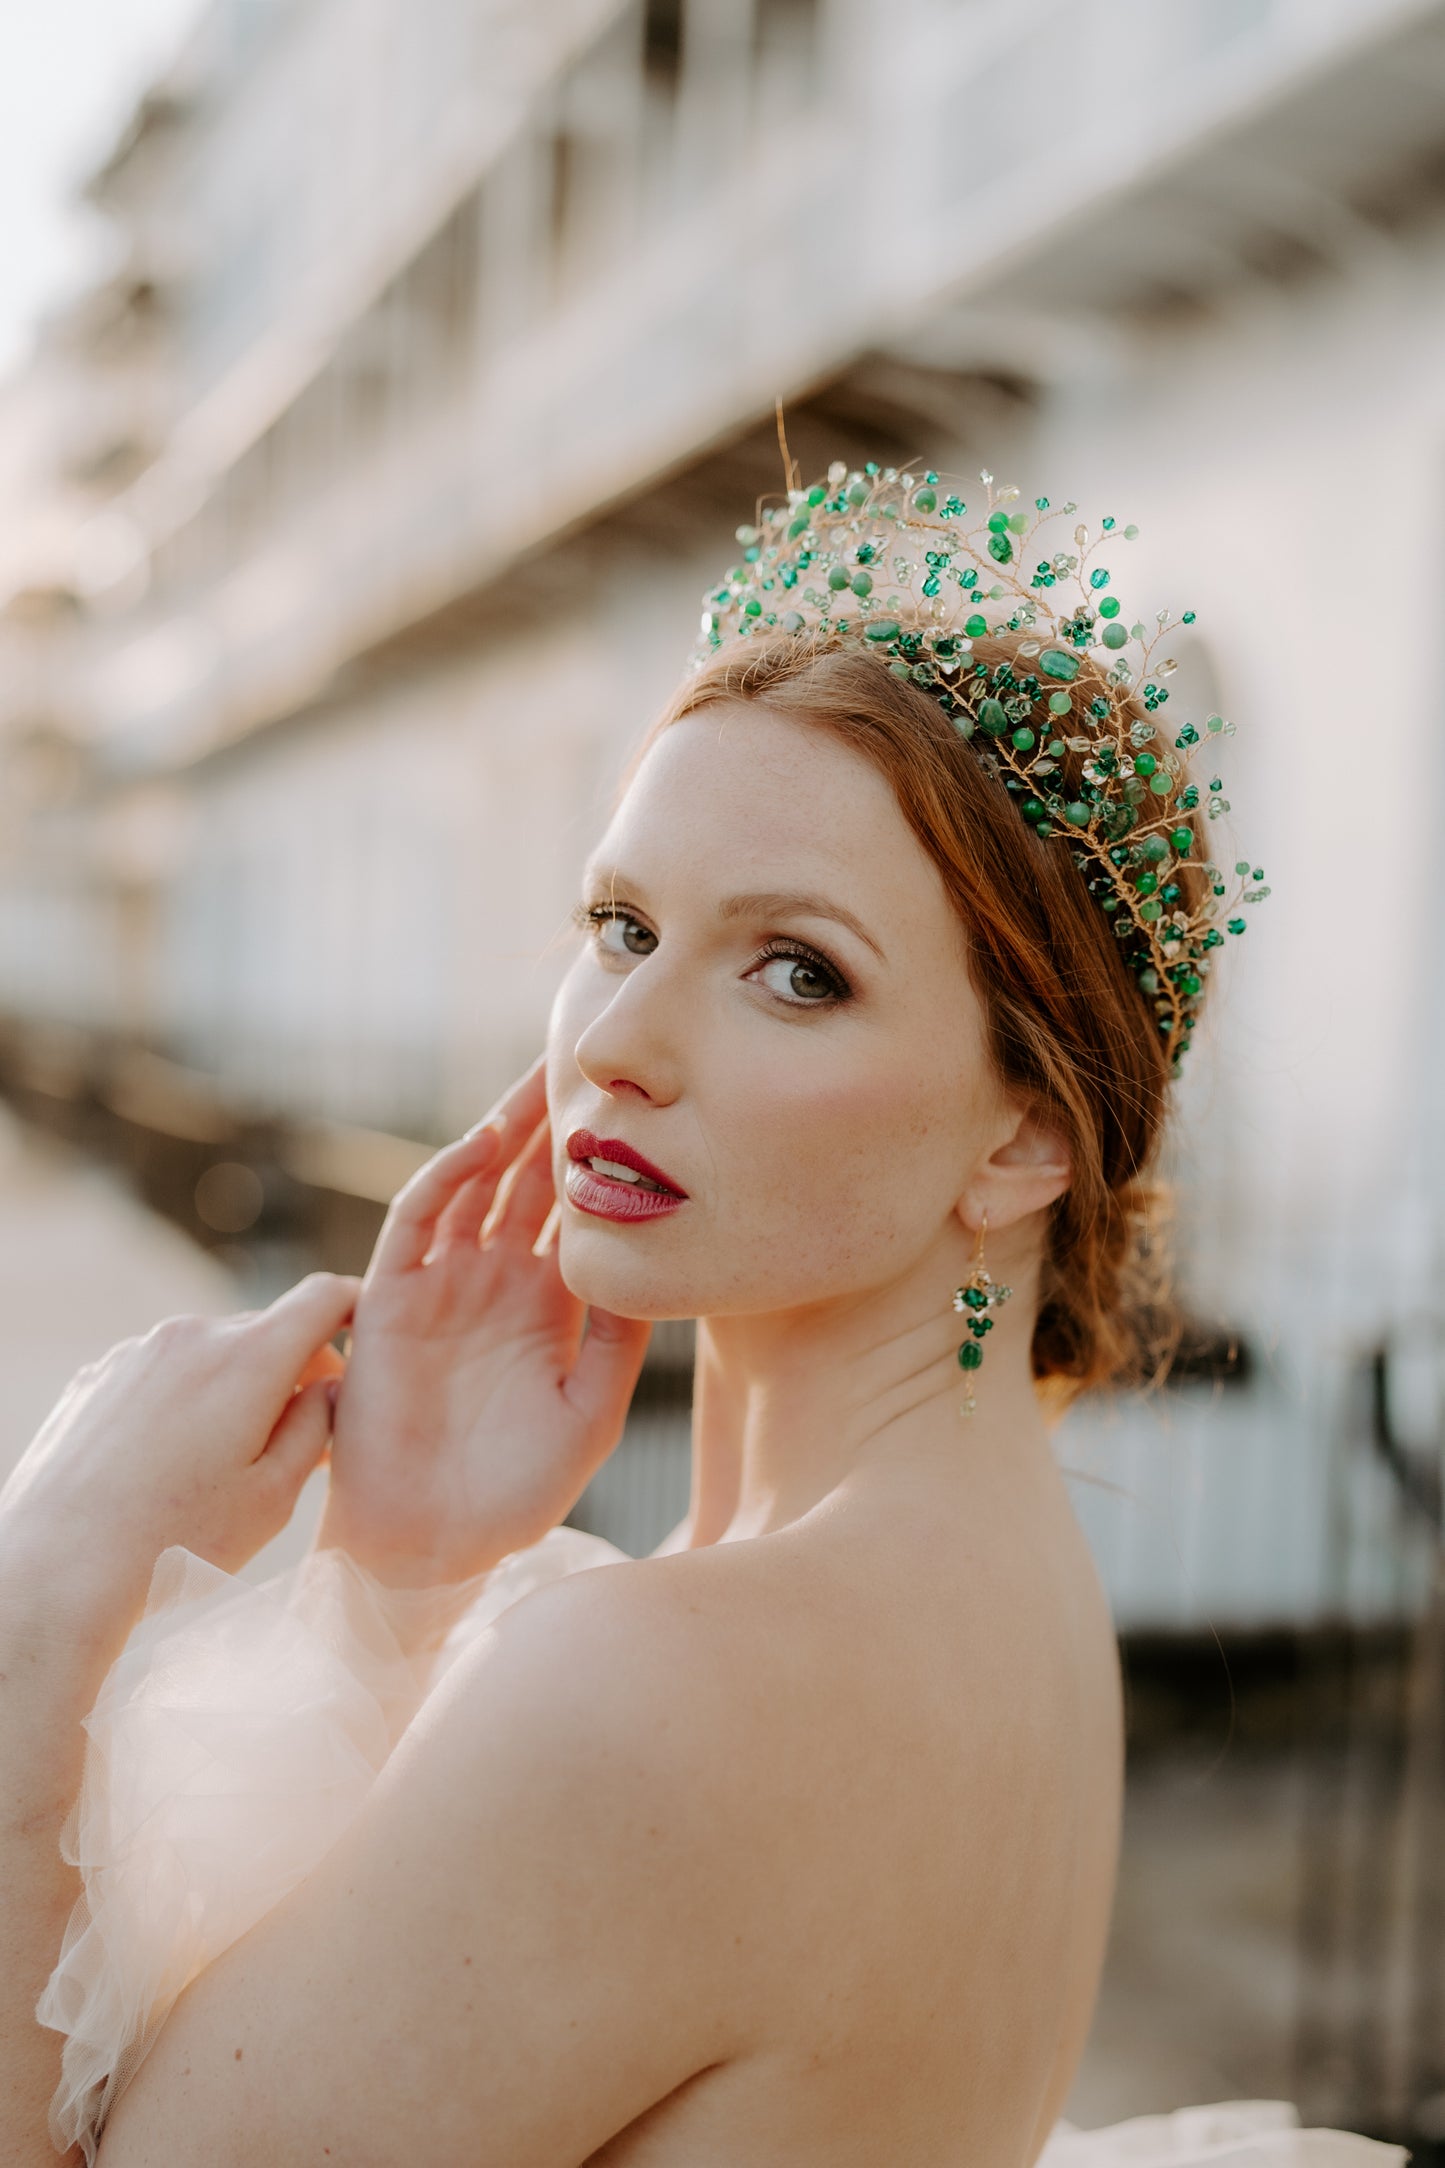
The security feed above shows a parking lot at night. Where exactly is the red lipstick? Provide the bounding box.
[564,1129,688,1223]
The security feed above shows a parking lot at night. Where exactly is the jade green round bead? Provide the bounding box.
[1047,691,1072,715]
[1138,899,1163,921]
[827,566,849,591]
[1134,753,1157,777]
[1148,772,1173,796]
[851,571,872,596]
[1011,727,1036,751]
[1065,801,1091,826]
[1102,624,1128,650]
[1134,871,1158,896]
[1141,836,1168,862]
[1098,597,1121,619]
[1169,825,1193,852]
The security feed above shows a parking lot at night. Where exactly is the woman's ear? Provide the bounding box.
[957,1105,1073,1236]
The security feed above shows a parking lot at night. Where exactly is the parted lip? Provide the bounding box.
[565,1128,688,1197]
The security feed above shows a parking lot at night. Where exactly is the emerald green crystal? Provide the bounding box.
[1134,871,1158,896]
[807,484,826,506]
[958,1341,983,1370]
[1022,798,1045,821]
[1227,917,1247,935]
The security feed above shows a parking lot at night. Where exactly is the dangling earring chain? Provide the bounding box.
[952,1215,1012,1418]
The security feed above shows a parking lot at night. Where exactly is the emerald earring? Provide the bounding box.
[953,1214,1012,1417]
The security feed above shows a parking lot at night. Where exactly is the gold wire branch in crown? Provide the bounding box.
[689,462,1269,1072]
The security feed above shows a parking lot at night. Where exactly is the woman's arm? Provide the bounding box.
[0,1547,140,2168]
[0,1276,359,2166]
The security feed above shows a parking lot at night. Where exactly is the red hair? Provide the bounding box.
[641,633,1187,1410]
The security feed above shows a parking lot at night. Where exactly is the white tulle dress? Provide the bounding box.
[37,1527,1410,2167]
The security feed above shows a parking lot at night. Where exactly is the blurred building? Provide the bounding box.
[0,0,1443,1626]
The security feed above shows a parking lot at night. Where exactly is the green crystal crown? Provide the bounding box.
[689,460,1269,1072]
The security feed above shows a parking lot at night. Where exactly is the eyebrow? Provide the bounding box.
[720,888,887,963]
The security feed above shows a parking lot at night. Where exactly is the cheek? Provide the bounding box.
[713,1029,968,1256]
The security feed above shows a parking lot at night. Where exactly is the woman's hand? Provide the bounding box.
[315,1058,652,1587]
[0,1273,360,1622]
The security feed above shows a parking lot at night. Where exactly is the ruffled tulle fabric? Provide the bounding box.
[35,1524,626,2162]
[1038,2100,1408,2163]
[36,1531,1410,2168]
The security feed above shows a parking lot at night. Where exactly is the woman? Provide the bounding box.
[0,467,1402,2165]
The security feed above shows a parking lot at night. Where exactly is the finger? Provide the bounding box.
[561,1308,652,1443]
[370,1126,504,1276]
[297,1342,347,1387]
[241,1273,361,1403]
[259,1377,335,1494]
[484,1116,557,1251]
[372,1057,550,1277]
[429,1169,496,1257]
[534,1199,562,1259]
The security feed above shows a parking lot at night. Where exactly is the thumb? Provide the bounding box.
[259,1377,335,1496]
[561,1308,651,1450]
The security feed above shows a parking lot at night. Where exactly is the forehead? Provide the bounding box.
[593,703,944,912]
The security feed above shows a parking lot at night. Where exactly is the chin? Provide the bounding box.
[556,1221,700,1322]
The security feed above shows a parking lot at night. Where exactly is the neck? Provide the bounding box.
[680,1223,1057,1548]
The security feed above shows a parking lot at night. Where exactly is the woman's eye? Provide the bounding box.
[590,910,657,958]
[751,951,847,1006]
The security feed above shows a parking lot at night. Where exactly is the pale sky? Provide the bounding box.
[0,0,208,380]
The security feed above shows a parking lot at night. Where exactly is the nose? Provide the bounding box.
[572,951,685,1107]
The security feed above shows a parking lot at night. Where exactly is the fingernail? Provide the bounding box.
[325,1380,339,1414]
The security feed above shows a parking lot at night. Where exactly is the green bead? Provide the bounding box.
[1039,648,1080,681]
[1170,825,1193,851]
[1182,610,1196,624]
[964,614,987,639]
[912,486,937,513]
[743,598,762,617]
[1011,727,1036,750]
[1138,968,1159,994]
[958,1341,983,1370]
[1138,898,1163,921]
[1022,798,1045,821]
[1141,835,1168,862]
[782,611,805,633]
[807,485,826,506]
[1181,972,1201,994]
[1134,753,1157,777]
[1099,597,1121,619]
[1134,871,1158,896]
[865,619,900,642]
[1089,568,1111,590]
[1228,917,1247,935]
[977,699,1009,735]
[851,570,872,596]
[1065,801,1091,826]
[1048,691,1072,715]
[962,1285,988,1310]
[788,513,809,538]
[1161,883,1181,903]
[986,512,1009,534]
[847,480,869,507]
[1149,771,1173,796]
[827,566,849,591]
[988,533,1013,565]
[969,1316,994,1337]
[1102,623,1128,649]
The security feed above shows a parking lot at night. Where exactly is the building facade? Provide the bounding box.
[1,0,1443,1622]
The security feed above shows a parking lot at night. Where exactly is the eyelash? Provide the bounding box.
[572,904,852,1008]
